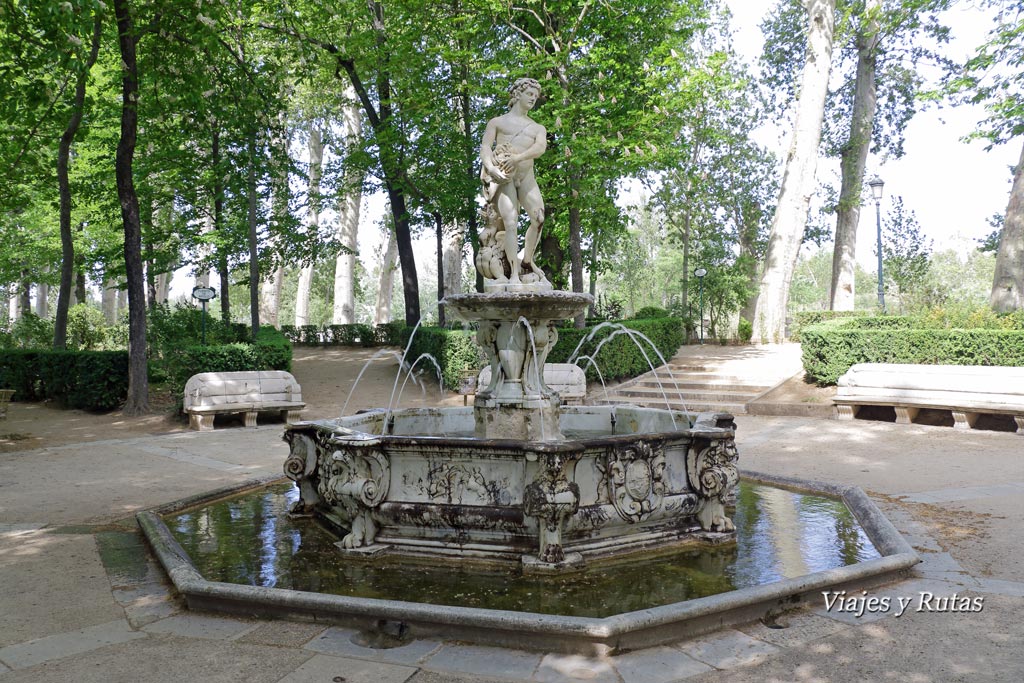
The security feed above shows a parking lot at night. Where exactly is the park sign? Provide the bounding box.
[192,286,217,301]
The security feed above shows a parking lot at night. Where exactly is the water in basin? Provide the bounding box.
[165,480,878,618]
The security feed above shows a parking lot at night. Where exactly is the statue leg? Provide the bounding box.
[496,188,521,283]
[520,181,544,271]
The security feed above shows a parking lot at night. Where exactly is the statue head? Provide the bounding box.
[508,77,542,108]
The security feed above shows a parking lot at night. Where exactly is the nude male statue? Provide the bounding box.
[479,77,547,286]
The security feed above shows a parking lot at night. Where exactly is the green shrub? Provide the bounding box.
[633,306,671,320]
[789,310,863,342]
[549,317,685,382]
[67,304,108,350]
[406,326,483,390]
[0,350,42,400]
[163,327,293,409]
[0,350,128,410]
[801,315,1024,385]
[9,313,54,349]
[325,324,377,346]
[737,317,753,343]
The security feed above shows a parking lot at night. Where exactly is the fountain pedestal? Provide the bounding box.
[446,289,593,442]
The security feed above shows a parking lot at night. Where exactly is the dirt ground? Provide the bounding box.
[0,346,463,452]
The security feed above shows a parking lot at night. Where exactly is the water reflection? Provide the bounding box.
[167,482,879,618]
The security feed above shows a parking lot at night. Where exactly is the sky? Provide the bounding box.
[172,0,1019,301]
[725,0,1019,268]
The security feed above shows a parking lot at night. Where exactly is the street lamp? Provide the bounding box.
[867,176,885,313]
[694,267,707,344]
[192,285,217,345]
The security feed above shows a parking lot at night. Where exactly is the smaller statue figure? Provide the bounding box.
[479,77,550,288]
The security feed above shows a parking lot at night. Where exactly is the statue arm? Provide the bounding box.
[479,119,507,179]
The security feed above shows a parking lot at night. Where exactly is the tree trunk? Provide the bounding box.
[991,141,1024,312]
[435,212,446,326]
[260,266,284,328]
[213,126,230,322]
[752,0,836,343]
[114,0,148,415]
[587,231,599,317]
[155,272,170,304]
[295,127,323,327]
[145,241,157,310]
[261,124,290,328]
[18,277,31,316]
[247,131,260,337]
[375,227,398,325]
[443,219,465,303]
[102,278,117,324]
[830,0,880,311]
[53,15,102,349]
[333,96,361,325]
[569,199,585,328]
[35,281,49,318]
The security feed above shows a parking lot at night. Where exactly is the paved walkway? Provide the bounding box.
[1,399,1023,680]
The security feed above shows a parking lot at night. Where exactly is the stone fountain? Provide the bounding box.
[280,77,740,572]
[138,78,919,653]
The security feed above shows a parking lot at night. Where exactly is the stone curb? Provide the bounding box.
[137,471,918,655]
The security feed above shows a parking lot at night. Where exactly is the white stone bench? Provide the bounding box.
[184,371,305,431]
[478,363,587,404]
[833,363,1024,434]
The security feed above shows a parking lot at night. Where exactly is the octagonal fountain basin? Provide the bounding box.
[279,405,742,572]
[138,469,918,654]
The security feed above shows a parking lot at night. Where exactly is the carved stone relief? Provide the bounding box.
[317,446,391,549]
[687,438,739,532]
[523,453,580,564]
[597,442,667,523]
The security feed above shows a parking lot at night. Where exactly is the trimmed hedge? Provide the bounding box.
[549,318,686,382]
[801,315,1024,385]
[790,310,864,342]
[0,350,129,410]
[280,322,406,347]
[164,326,294,406]
[406,326,483,390]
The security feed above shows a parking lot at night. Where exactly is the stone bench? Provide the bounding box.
[184,371,305,431]
[833,363,1024,434]
[478,363,587,404]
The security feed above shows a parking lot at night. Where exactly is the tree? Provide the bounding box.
[942,1,1023,311]
[753,0,837,342]
[881,196,932,312]
[113,0,147,415]
[762,0,951,312]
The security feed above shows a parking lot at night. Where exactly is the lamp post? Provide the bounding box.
[192,286,217,345]
[868,176,885,313]
[694,267,707,344]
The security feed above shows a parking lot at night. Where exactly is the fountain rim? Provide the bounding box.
[137,469,919,654]
[285,405,732,452]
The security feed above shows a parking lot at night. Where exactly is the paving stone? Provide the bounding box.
[533,653,619,683]
[237,621,327,648]
[123,596,180,629]
[305,627,441,665]
[0,619,145,670]
[111,580,172,607]
[424,644,542,679]
[915,551,966,573]
[142,613,255,640]
[611,645,712,682]
[276,653,416,683]
[675,629,782,669]
[976,577,1024,597]
[737,611,851,648]
[0,633,310,683]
